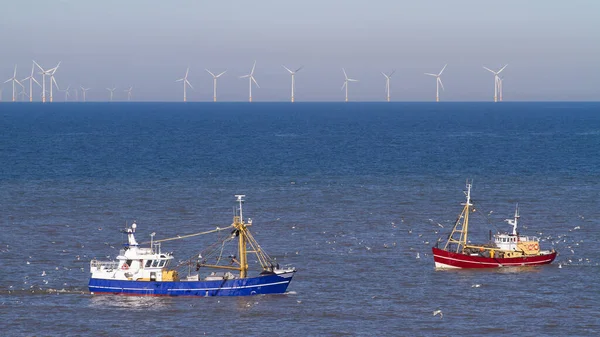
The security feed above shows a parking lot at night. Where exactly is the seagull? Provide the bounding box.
[433,310,443,318]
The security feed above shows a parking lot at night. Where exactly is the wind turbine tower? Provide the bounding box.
[341,68,358,102]
[206,69,226,102]
[106,87,116,101]
[81,87,91,102]
[48,62,61,102]
[176,68,193,102]
[22,62,41,102]
[240,61,259,102]
[33,61,52,103]
[282,65,303,102]
[425,64,447,102]
[62,85,71,101]
[381,70,396,102]
[4,65,24,102]
[125,86,133,101]
[483,65,507,102]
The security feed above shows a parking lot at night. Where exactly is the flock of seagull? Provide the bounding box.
[2,60,509,103]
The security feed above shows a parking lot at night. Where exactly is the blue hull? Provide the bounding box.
[89,272,294,297]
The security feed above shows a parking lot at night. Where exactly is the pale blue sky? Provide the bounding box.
[1,0,599,101]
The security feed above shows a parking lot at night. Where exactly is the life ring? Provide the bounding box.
[122,264,129,270]
[533,243,539,250]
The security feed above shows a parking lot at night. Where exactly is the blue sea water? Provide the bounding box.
[1,102,599,336]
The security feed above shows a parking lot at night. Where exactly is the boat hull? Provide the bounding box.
[432,247,557,269]
[89,271,295,297]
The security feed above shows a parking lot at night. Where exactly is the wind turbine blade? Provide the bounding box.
[205,69,215,77]
[33,60,43,72]
[438,77,445,91]
[295,66,304,72]
[282,65,293,74]
[216,70,227,77]
[186,79,194,90]
[16,79,24,88]
[497,64,508,74]
[185,67,189,78]
[342,68,348,80]
[341,81,347,90]
[52,77,59,90]
[4,79,12,84]
[176,78,184,82]
[32,77,41,87]
[348,79,358,82]
[252,76,259,88]
[13,65,17,77]
[438,64,447,76]
[424,73,437,77]
[250,61,256,75]
[482,66,495,74]
[381,71,388,78]
[389,70,396,77]
[240,75,250,79]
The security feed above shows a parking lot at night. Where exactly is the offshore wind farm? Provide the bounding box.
[0,60,520,103]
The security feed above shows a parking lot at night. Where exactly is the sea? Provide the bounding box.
[1,102,599,336]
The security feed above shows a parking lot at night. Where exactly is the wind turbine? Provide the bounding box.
[282,65,303,102]
[483,64,507,102]
[48,62,61,102]
[81,87,91,102]
[425,64,447,102]
[240,61,259,102]
[4,65,24,102]
[124,86,133,101]
[106,87,116,101]
[341,68,358,102]
[22,62,41,102]
[176,68,193,102]
[61,85,71,101]
[205,69,226,102]
[381,70,396,102]
[19,88,28,101]
[33,60,54,103]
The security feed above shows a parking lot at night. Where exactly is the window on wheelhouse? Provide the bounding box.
[125,260,132,267]
[145,260,152,267]
[158,260,166,268]
[151,260,159,268]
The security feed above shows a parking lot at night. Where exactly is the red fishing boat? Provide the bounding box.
[432,181,557,269]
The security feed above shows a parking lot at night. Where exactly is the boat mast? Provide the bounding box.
[235,195,249,278]
[444,180,473,252]
[505,203,519,235]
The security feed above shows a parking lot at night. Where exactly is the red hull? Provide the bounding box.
[432,247,557,269]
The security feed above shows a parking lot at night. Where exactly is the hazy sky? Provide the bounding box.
[1,0,599,101]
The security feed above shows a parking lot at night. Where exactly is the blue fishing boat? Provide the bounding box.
[89,195,295,296]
